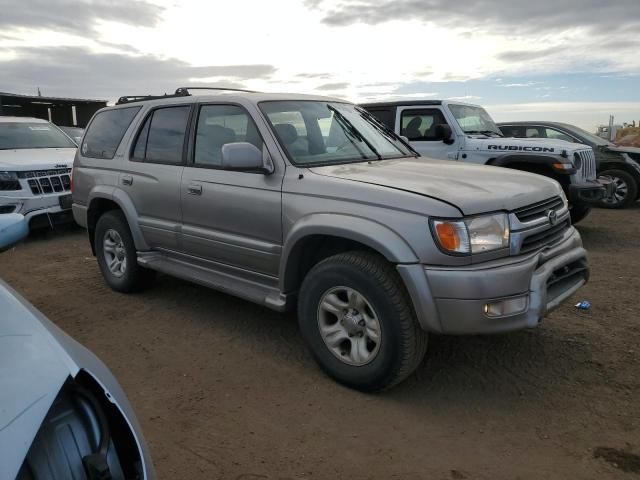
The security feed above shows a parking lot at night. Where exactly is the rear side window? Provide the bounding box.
[132,106,191,164]
[81,107,140,159]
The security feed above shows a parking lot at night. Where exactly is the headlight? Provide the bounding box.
[432,213,509,254]
[0,171,18,181]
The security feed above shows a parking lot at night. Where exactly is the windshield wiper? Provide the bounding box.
[327,105,382,160]
[465,130,503,137]
[357,108,420,157]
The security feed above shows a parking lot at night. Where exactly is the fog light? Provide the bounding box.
[484,295,529,318]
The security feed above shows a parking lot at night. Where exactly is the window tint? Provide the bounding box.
[132,106,190,164]
[366,109,395,130]
[400,109,447,141]
[82,107,140,159]
[499,126,524,138]
[525,127,543,138]
[194,105,263,167]
[545,128,574,142]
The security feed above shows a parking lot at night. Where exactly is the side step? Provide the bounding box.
[138,252,289,312]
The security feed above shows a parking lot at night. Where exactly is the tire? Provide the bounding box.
[570,204,591,224]
[597,169,638,209]
[297,251,427,392]
[95,210,155,292]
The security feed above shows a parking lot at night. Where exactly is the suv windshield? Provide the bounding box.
[449,104,502,136]
[259,101,414,166]
[0,122,77,150]
[563,124,613,147]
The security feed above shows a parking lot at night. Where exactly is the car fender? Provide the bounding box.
[488,153,574,174]
[280,213,419,292]
[88,186,149,251]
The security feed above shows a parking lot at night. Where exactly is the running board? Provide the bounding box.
[137,252,289,312]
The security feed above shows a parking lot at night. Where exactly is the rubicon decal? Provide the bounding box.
[488,145,555,152]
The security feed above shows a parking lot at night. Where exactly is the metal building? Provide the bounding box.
[0,92,107,128]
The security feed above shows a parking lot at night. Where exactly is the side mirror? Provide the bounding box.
[434,124,455,145]
[0,214,29,252]
[221,142,273,174]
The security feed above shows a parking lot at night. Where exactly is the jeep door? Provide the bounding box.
[180,103,283,276]
[122,104,192,250]
[396,106,458,160]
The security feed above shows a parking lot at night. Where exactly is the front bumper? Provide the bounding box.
[568,179,612,205]
[0,192,73,227]
[398,227,588,334]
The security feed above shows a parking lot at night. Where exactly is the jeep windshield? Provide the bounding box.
[449,104,502,136]
[259,101,415,166]
[0,122,77,150]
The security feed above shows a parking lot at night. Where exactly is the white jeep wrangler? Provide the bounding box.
[361,100,608,223]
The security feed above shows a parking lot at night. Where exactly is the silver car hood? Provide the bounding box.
[0,280,154,479]
[309,157,561,215]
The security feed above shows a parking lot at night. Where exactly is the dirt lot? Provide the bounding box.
[1,206,639,479]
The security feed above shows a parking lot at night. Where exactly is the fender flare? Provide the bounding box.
[87,187,149,251]
[488,153,573,174]
[279,213,419,292]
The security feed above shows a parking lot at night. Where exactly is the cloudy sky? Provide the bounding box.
[1,0,639,130]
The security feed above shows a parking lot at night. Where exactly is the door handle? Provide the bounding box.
[187,184,202,195]
[122,175,133,186]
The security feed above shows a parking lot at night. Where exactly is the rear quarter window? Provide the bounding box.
[81,106,141,159]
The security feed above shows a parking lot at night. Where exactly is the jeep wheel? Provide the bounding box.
[570,204,591,224]
[95,210,155,292]
[297,251,427,392]
[597,169,638,209]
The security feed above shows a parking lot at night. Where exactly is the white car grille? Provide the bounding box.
[17,168,72,195]
[576,149,596,181]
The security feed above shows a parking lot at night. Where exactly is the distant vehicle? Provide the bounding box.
[73,87,589,391]
[0,117,76,229]
[0,214,155,479]
[59,126,84,144]
[498,121,640,209]
[361,100,609,224]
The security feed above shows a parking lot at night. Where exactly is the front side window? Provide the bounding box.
[544,128,575,143]
[194,105,263,167]
[0,122,77,150]
[448,104,501,136]
[400,109,447,141]
[259,101,413,166]
[82,107,140,159]
[132,106,190,164]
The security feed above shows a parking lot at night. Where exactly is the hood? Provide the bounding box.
[309,158,562,215]
[0,148,76,171]
[0,281,77,480]
[469,136,590,155]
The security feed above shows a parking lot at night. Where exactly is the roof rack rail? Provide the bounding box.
[115,86,259,105]
[175,86,259,95]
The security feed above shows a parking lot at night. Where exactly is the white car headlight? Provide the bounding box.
[432,213,510,254]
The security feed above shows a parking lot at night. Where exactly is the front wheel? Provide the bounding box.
[597,169,638,209]
[297,251,427,392]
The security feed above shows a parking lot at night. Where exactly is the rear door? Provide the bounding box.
[180,103,283,276]
[395,106,457,160]
[121,104,192,250]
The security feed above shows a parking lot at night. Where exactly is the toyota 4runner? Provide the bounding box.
[361,100,609,224]
[73,88,590,391]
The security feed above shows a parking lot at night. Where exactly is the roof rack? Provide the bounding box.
[115,86,258,105]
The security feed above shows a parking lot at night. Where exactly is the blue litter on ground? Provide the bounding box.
[574,300,591,310]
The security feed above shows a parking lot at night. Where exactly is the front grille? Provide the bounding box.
[576,149,596,181]
[513,196,564,223]
[520,220,570,254]
[18,168,72,195]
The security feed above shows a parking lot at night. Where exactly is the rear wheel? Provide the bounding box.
[95,210,155,292]
[597,169,638,209]
[297,251,427,392]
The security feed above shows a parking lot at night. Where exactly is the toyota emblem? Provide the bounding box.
[547,209,558,225]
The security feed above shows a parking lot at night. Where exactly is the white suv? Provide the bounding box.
[0,117,77,229]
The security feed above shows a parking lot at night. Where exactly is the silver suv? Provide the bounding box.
[72,88,589,391]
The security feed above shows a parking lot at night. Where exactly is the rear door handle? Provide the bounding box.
[187,184,202,195]
[122,175,133,186]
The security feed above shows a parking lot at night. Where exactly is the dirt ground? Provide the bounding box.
[1,205,639,480]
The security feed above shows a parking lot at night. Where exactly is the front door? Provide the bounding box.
[396,106,457,160]
[180,103,283,276]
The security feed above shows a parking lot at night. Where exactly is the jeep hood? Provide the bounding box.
[309,158,562,215]
[0,148,76,171]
